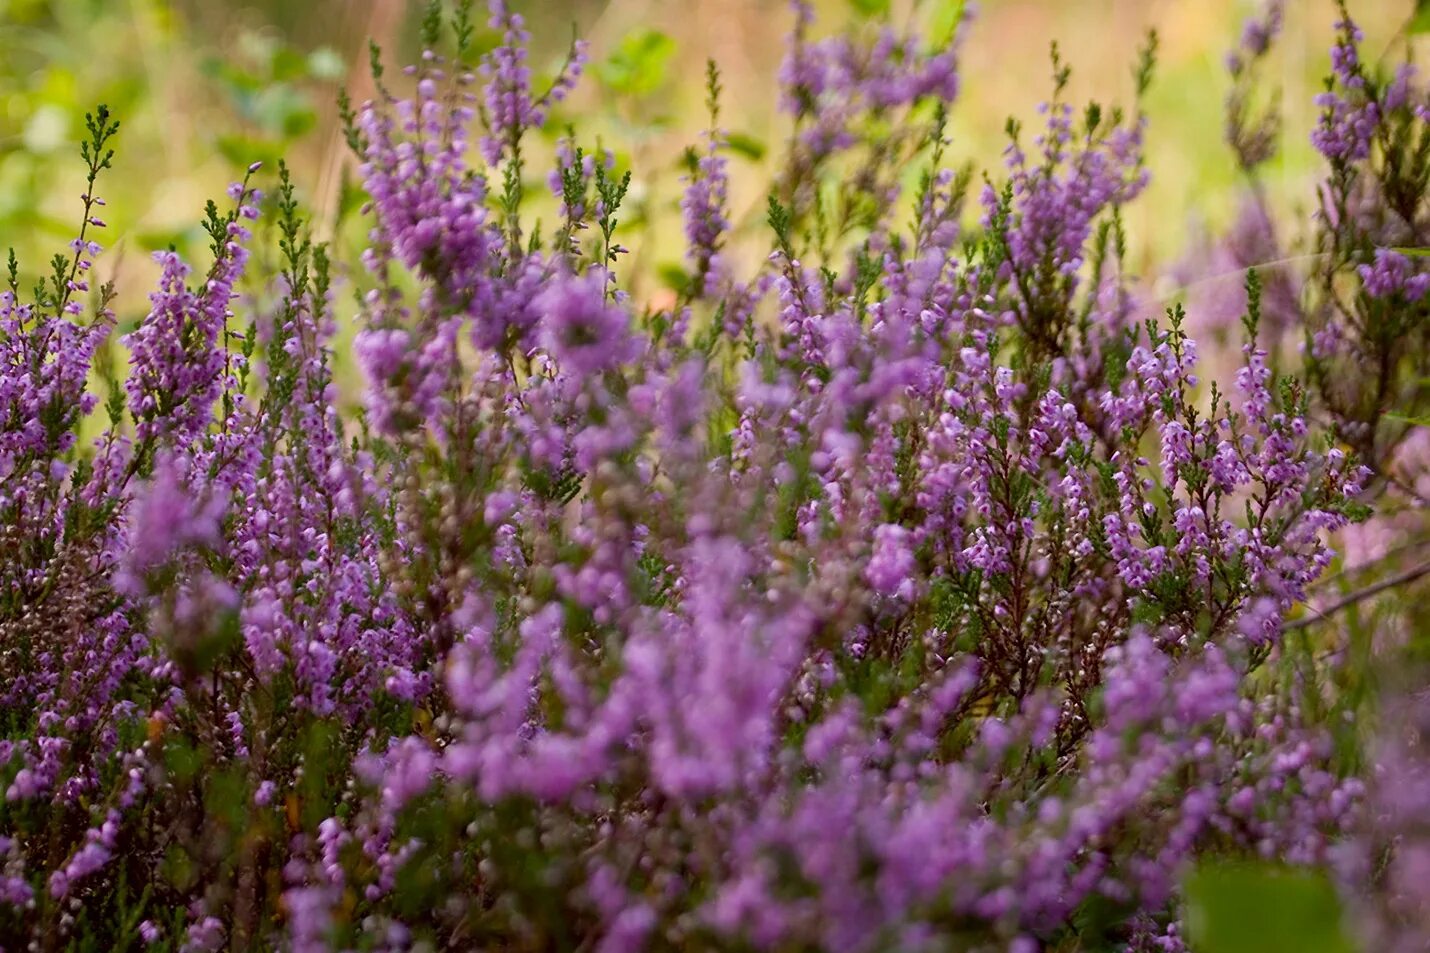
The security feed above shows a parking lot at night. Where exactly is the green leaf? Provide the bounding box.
[252,85,317,138]
[163,737,202,784]
[597,29,676,97]
[1410,0,1430,34]
[1386,411,1430,427]
[725,131,767,161]
[657,262,691,293]
[1185,862,1357,953]
[1390,246,1430,257]
[271,48,308,82]
[135,226,202,253]
[848,0,891,17]
[926,0,967,49]
[337,173,368,224]
[215,134,281,171]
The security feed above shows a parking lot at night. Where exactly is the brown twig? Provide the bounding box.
[1286,558,1430,631]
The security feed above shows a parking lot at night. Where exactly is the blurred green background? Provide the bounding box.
[0,0,1416,320]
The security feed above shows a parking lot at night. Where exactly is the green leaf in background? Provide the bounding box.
[215,133,283,171]
[1410,0,1430,34]
[1386,412,1430,427]
[725,131,767,161]
[597,29,676,97]
[1185,862,1358,953]
[849,0,892,17]
[136,227,206,254]
[657,262,690,294]
[337,172,368,226]
[270,46,309,82]
[1391,246,1430,257]
[926,0,968,49]
[252,84,317,137]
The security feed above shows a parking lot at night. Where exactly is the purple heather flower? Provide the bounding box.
[535,270,638,378]
[866,522,916,599]
[1360,248,1430,301]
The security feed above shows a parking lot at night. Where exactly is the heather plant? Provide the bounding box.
[1190,0,1429,558]
[0,1,1427,952]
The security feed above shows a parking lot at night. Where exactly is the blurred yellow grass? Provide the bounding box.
[0,0,1417,328]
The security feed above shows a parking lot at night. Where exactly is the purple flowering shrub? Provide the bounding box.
[0,1,1426,950]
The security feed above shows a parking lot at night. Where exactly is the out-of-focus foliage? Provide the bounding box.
[1186,862,1357,953]
[0,0,1414,317]
[0,0,354,315]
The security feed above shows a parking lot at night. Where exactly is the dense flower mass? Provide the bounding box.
[0,1,1427,950]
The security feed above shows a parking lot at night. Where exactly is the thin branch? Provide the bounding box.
[1152,252,1331,307]
[1286,559,1430,631]
[1312,535,1430,592]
